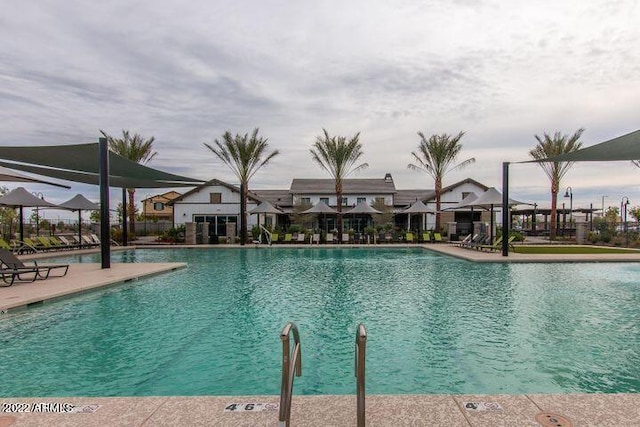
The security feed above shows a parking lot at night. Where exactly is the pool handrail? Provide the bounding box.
[355,323,367,427]
[279,322,302,427]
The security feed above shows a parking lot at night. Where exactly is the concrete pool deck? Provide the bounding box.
[1,393,639,426]
[1,245,639,426]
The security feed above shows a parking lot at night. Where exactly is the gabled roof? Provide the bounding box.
[168,179,261,204]
[251,189,293,207]
[290,178,396,194]
[395,178,489,206]
[141,190,182,202]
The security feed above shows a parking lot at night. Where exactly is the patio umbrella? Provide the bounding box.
[344,202,382,232]
[401,200,435,231]
[302,201,339,233]
[458,187,526,242]
[0,187,60,241]
[249,201,283,236]
[442,192,478,234]
[58,194,100,248]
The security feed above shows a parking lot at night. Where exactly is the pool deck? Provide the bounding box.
[1,245,639,426]
[0,393,639,426]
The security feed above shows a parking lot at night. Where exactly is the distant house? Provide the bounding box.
[141,191,181,221]
[170,174,491,240]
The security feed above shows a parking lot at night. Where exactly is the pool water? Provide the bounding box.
[1,248,639,397]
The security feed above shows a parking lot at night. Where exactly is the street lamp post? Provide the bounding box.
[31,192,44,237]
[621,196,630,246]
[601,195,608,218]
[564,187,573,239]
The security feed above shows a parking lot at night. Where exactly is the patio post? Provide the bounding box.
[501,162,510,256]
[99,137,111,268]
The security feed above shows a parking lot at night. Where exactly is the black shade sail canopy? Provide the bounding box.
[525,129,640,163]
[0,143,204,188]
[0,165,70,188]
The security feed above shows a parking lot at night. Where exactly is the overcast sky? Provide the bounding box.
[1,0,639,219]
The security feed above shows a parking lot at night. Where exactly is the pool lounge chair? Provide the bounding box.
[296,233,306,243]
[342,233,350,244]
[405,232,414,243]
[283,233,293,244]
[326,233,335,244]
[0,248,69,280]
[311,233,320,244]
[433,232,443,243]
[0,266,40,286]
[453,234,473,247]
[421,232,431,243]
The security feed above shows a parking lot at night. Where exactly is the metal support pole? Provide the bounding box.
[19,206,24,242]
[122,188,128,246]
[501,162,510,256]
[99,137,111,269]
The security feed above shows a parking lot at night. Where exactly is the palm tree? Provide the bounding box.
[204,128,279,245]
[632,160,640,168]
[529,128,584,240]
[100,130,157,235]
[407,132,475,231]
[310,129,368,238]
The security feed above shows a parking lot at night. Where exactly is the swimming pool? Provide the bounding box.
[1,248,639,397]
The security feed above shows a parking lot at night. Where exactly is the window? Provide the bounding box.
[357,197,366,205]
[375,197,385,205]
[342,197,348,206]
[300,197,311,205]
[153,202,164,211]
[210,193,222,204]
[461,192,471,200]
[320,197,329,205]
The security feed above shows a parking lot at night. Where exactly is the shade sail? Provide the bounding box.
[344,202,382,215]
[302,201,338,214]
[0,165,70,189]
[401,200,434,214]
[0,143,204,187]
[0,187,59,208]
[526,129,640,163]
[249,201,282,214]
[58,194,100,211]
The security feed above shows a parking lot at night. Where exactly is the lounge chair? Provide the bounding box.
[326,233,335,243]
[296,233,306,243]
[460,234,485,249]
[0,266,39,286]
[0,238,13,251]
[342,233,350,244]
[405,232,414,243]
[0,248,69,280]
[58,236,80,249]
[311,233,320,244]
[453,234,473,247]
[421,232,431,243]
[283,233,293,244]
[433,233,443,243]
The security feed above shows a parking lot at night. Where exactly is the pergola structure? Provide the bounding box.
[502,129,640,256]
[0,139,203,268]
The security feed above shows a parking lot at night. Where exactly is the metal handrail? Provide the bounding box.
[279,322,302,427]
[355,323,367,427]
[260,225,272,245]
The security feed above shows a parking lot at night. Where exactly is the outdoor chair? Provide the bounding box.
[283,233,293,243]
[269,233,279,245]
[0,265,39,287]
[326,233,335,243]
[433,233,443,243]
[342,233,350,244]
[58,236,80,249]
[0,238,13,251]
[405,232,414,243]
[296,233,306,243]
[453,234,473,247]
[421,232,431,243]
[0,248,68,280]
[311,233,320,244]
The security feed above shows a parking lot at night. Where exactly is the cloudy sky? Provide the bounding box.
[1,0,639,219]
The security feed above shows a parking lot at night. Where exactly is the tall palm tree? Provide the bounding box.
[310,129,368,238]
[529,128,584,240]
[204,128,279,245]
[408,132,475,231]
[100,130,157,235]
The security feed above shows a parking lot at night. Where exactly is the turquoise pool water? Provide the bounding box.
[1,248,639,397]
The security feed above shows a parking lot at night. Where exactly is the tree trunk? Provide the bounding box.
[240,182,247,246]
[336,181,343,243]
[127,188,136,235]
[550,185,558,240]
[435,177,442,231]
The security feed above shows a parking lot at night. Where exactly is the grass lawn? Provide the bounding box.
[513,245,640,254]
